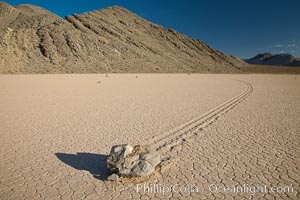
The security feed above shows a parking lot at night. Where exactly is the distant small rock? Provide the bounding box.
[107,144,161,179]
[107,173,119,181]
[6,27,14,32]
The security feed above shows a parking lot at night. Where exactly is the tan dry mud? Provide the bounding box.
[0,74,299,199]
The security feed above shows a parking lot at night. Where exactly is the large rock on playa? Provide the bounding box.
[107,144,161,179]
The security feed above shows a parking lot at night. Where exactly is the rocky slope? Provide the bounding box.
[0,2,246,73]
[245,53,300,67]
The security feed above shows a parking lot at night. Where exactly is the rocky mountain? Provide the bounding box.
[0,2,247,74]
[245,53,300,67]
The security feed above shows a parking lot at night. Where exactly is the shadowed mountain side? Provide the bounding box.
[245,53,300,67]
[0,2,246,74]
[55,152,109,180]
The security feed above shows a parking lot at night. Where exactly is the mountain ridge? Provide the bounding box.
[0,2,247,73]
[245,53,300,67]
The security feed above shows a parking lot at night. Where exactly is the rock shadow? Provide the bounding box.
[55,152,109,180]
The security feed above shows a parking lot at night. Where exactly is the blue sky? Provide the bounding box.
[3,0,300,58]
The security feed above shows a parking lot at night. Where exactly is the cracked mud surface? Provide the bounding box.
[0,74,299,199]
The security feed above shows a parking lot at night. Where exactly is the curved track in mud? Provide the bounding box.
[147,80,253,153]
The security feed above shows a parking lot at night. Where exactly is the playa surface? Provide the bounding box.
[0,74,299,199]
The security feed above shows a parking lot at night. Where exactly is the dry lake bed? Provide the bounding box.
[0,74,299,199]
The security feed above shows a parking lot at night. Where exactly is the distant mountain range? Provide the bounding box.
[0,2,246,74]
[245,53,300,67]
